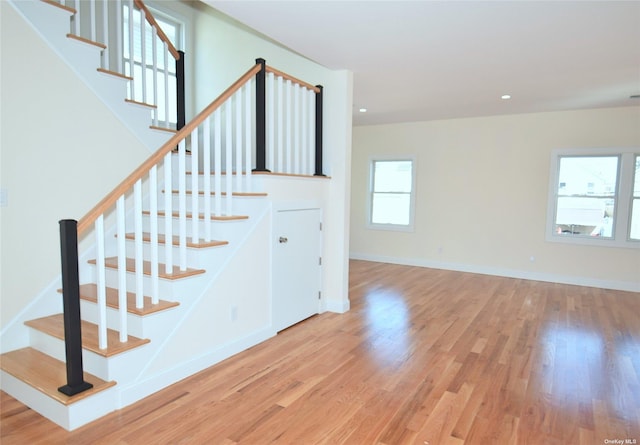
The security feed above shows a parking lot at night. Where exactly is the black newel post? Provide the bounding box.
[176,50,186,131]
[58,220,93,396]
[253,58,269,172]
[314,85,325,177]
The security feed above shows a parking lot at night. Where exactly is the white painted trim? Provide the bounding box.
[118,326,275,408]
[545,147,640,249]
[322,298,351,314]
[366,155,417,232]
[349,252,640,293]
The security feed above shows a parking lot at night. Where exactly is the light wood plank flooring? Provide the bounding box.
[2,260,639,444]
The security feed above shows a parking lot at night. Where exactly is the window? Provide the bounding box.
[547,148,640,248]
[368,158,416,231]
[123,4,182,126]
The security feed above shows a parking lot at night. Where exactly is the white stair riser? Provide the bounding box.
[79,300,180,342]
[121,239,228,268]
[27,327,149,383]
[0,370,118,431]
[162,194,265,213]
[174,175,255,193]
[140,215,250,241]
[97,267,211,303]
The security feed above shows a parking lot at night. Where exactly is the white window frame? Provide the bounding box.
[546,147,640,248]
[367,156,417,232]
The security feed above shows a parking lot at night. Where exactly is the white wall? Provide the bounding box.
[190,3,353,310]
[351,107,640,291]
[0,2,150,327]
[0,0,353,329]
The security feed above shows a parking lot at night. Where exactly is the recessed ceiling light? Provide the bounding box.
[359,108,368,113]
[501,94,511,100]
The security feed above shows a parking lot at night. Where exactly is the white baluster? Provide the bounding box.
[116,195,128,342]
[301,87,308,175]
[225,102,233,216]
[149,165,159,304]
[74,0,80,36]
[164,42,170,129]
[140,7,147,105]
[267,73,275,173]
[245,80,252,193]
[277,76,284,173]
[95,215,107,349]
[309,89,316,175]
[102,0,108,69]
[235,89,243,193]
[116,0,122,74]
[214,110,222,217]
[90,0,96,42]
[128,0,135,100]
[286,79,292,174]
[178,139,187,271]
[164,152,173,274]
[294,84,301,174]
[191,127,200,244]
[203,118,212,241]
[152,27,158,127]
[134,179,144,309]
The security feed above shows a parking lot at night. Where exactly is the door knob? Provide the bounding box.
[279,236,288,243]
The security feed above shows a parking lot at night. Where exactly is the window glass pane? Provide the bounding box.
[374,161,412,193]
[631,156,640,240]
[555,156,618,238]
[630,199,640,240]
[372,193,410,225]
[557,156,618,196]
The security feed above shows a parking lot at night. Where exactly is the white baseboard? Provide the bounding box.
[349,252,640,293]
[323,298,351,314]
[118,327,275,408]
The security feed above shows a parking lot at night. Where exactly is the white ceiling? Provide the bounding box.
[205,0,640,126]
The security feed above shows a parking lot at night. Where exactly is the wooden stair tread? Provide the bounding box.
[41,0,76,14]
[57,284,179,316]
[0,348,115,406]
[168,189,267,197]
[123,232,229,249]
[97,68,133,81]
[150,125,178,133]
[24,315,149,358]
[88,257,206,280]
[143,210,249,221]
[66,34,106,49]
[125,98,157,109]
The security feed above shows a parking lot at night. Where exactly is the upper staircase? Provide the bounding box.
[0,0,326,431]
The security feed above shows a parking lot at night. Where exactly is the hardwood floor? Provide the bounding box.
[2,260,639,444]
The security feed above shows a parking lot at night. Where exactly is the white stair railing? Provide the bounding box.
[57,60,324,394]
[264,67,319,175]
[47,0,182,130]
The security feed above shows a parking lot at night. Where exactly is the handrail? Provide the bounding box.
[265,66,320,93]
[134,0,180,61]
[77,62,262,235]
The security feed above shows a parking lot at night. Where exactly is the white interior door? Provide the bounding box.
[273,208,322,332]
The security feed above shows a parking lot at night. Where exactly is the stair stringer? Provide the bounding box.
[8,0,172,152]
[116,202,274,408]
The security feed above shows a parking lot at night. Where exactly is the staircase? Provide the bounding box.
[1,0,325,431]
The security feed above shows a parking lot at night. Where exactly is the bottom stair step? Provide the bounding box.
[24,314,150,357]
[58,284,180,316]
[0,347,116,405]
